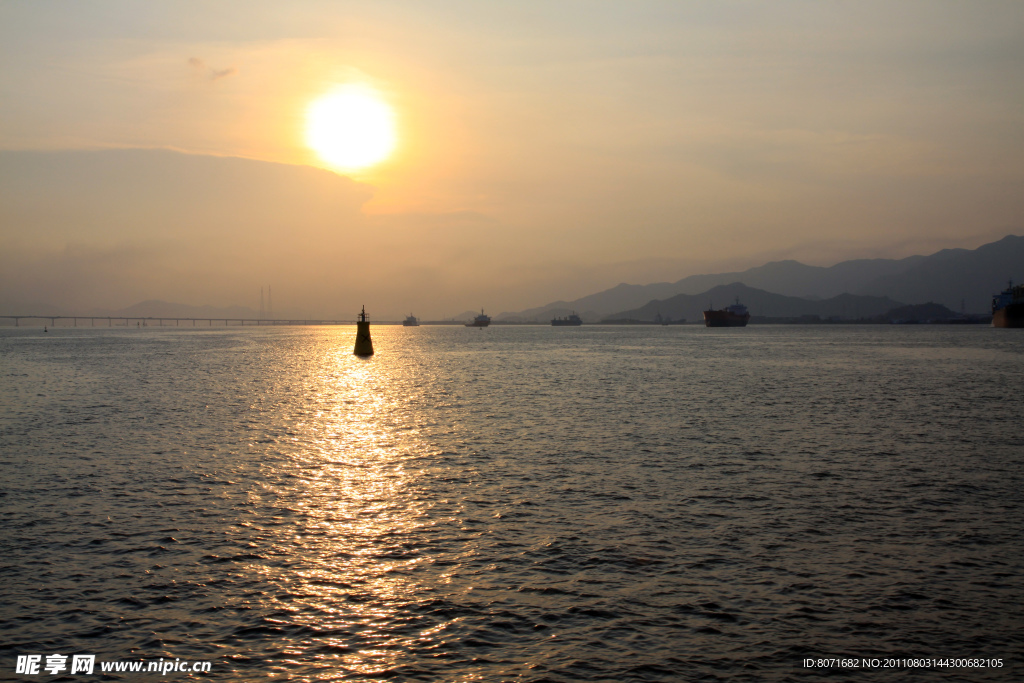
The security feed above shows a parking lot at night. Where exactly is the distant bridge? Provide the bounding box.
[0,315,374,327]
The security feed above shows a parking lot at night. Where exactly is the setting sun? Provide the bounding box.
[305,85,396,172]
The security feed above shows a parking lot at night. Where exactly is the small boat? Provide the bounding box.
[466,309,491,327]
[551,312,582,326]
[653,312,685,325]
[703,298,750,327]
[403,314,419,327]
[992,280,1024,328]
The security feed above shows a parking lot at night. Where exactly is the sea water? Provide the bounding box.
[1,325,1022,681]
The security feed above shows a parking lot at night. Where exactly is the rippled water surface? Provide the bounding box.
[2,325,1023,681]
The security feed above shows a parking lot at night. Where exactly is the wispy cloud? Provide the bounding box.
[188,57,237,81]
[210,67,237,80]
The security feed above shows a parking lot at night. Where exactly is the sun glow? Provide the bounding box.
[306,85,397,172]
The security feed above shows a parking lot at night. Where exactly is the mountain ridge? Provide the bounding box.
[497,234,1022,321]
[606,283,906,323]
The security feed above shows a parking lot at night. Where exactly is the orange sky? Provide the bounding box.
[1,1,1023,318]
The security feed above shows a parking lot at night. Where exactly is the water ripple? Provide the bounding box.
[1,325,1022,681]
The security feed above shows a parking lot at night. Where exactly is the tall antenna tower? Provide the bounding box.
[269,286,273,320]
[260,287,265,321]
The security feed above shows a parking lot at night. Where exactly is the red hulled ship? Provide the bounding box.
[992,281,1024,328]
[703,298,750,327]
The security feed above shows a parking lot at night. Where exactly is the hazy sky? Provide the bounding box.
[2,1,1023,318]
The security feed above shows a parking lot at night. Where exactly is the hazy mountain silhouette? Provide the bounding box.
[606,283,904,323]
[854,235,1024,311]
[0,148,390,319]
[500,234,1022,320]
[879,302,960,323]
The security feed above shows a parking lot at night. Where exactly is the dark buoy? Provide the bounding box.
[353,305,374,356]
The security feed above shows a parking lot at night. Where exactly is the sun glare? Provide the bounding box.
[306,85,396,173]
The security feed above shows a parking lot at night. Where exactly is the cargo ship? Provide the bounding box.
[466,309,491,327]
[991,281,1024,328]
[403,314,419,327]
[551,312,582,326]
[703,298,750,327]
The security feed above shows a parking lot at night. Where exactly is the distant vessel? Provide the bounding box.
[403,314,419,327]
[551,312,582,326]
[703,298,750,327]
[466,309,491,327]
[654,312,686,326]
[991,280,1024,328]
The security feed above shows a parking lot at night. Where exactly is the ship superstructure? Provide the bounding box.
[992,280,1024,328]
[466,309,491,327]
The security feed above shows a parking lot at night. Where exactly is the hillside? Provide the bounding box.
[606,283,905,323]
[499,234,1022,320]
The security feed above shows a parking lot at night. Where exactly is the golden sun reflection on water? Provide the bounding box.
[273,330,445,677]
[6,326,1024,681]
